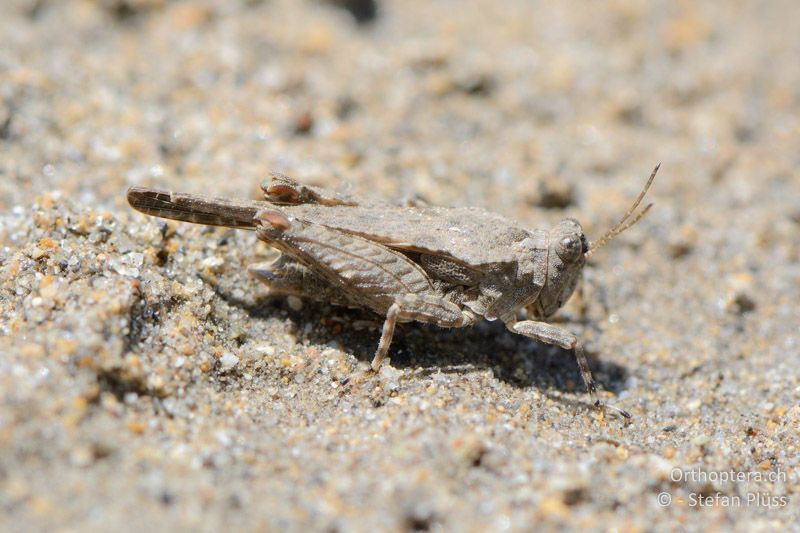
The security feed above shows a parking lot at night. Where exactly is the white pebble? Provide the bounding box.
[220,352,240,370]
[287,296,304,311]
[254,344,275,356]
[201,256,224,269]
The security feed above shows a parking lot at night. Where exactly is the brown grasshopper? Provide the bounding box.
[127,165,659,419]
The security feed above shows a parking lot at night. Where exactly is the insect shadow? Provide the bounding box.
[223,286,629,397]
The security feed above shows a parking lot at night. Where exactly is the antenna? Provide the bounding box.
[586,163,660,257]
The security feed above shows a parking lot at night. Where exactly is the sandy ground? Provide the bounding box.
[1,0,799,531]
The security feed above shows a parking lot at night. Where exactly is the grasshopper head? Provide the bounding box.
[554,217,589,262]
[529,164,659,319]
[532,218,588,318]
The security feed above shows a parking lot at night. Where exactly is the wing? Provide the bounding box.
[127,184,531,271]
[280,203,530,269]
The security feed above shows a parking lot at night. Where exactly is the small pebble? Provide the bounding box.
[219,352,240,371]
[287,296,304,311]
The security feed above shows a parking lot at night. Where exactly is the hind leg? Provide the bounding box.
[249,255,355,306]
[262,171,428,208]
[261,172,365,206]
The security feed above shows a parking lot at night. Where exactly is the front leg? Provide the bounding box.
[344,294,476,384]
[506,320,631,419]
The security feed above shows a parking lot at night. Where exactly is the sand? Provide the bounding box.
[1,0,798,531]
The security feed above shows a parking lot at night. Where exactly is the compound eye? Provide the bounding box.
[558,236,582,261]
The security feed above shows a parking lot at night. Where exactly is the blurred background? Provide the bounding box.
[1,0,798,531]
[3,0,797,216]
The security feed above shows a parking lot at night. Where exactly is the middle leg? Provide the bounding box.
[344,293,476,384]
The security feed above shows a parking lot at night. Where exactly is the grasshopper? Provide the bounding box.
[127,165,659,419]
